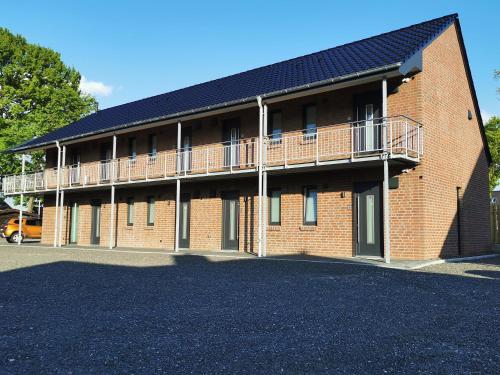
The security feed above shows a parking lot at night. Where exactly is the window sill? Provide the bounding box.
[300,225,317,231]
[125,226,133,230]
[268,225,281,231]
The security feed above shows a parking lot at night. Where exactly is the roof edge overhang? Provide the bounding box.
[9,63,403,154]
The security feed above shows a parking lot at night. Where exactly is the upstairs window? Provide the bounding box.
[268,111,282,141]
[303,104,317,138]
[148,134,157,159]
[128,138,137,160]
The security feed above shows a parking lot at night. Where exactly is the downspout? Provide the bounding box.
[382,78,391,263]
[174,120,181,252]
[257,96,263,257]
[109,134,117,249]
[17,154,26,245]
[58,145,66,247]
[53,141,61,247]
[262,102,268,257]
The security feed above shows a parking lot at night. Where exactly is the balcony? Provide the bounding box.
[2,116,422,195]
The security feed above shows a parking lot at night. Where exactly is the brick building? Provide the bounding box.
[3,14,492,261]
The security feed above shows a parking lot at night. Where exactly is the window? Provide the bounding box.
[269,189,281,225]
[127,198,134,226]
[26,220,36,226]
[268,111,282,141]
[303,104,317,137]
[128,138,137,160]
[147,196,155,226]
[303,186,318,225]
[148,134,157,159]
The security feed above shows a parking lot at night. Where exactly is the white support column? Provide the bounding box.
[263,102,268,257]
[382,78,391,264]
[53,141,61,247]
[109,134,117,249]
[58,145,66,247]
[17,154,26,245]
[257,97,263,257]
[175,121,181,252]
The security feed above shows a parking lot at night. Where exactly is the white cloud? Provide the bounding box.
[79,76,113,97]
[481,111,492,124]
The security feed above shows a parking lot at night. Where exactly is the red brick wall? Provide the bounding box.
[40,23,491,259]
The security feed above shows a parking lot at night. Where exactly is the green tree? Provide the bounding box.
[485,116,500,193]
[0,28,97,177]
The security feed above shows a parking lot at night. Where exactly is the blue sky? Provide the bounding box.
[1,0,499,120]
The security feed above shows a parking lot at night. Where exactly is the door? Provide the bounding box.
[222,191,239,250]
[100,144,112,181]
[90,200,101,245]
[70,151,81,184]
[354,93,382,153]
[178,193,190,248]
[354,182,382,257]
[223,119,240,168]
[180,128,192,173]
[69,202,79,244]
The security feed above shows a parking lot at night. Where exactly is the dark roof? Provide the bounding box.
[12,14,458,152]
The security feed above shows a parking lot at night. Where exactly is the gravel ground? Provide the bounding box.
[0,245,498,374]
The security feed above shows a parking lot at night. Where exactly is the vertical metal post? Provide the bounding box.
[405,120,409,158]
[58,145,66,247]
[257,97,263,257]
[351,125,354,160]
[263,103,268,257]
[382,78,391,264]
[316,131,319,164]
[284,137,288,168]
[18,154,26,245]
[206,147,209,175]
[175,121,181,252]
[109,134,117,249]
[53,142,61,247]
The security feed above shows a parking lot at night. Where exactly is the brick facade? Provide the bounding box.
[40,22,491,259]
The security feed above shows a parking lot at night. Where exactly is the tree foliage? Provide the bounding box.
[0,27,97,176]
[485,116,500,193]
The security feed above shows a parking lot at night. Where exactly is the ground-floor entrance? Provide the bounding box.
[221,191,239,250]
[354,182,383,257]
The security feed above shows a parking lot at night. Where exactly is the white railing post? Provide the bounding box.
[206,147,209,175]
[284,136,288,168]
[315,132,320,165]
[390,119,393,157]
[164,152,168,178]
[350,125,354,160]
[405,120,408,158]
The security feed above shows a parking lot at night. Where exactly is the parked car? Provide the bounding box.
[1,217,42,243]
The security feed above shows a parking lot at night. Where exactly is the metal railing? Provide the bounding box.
[2,116,423,194]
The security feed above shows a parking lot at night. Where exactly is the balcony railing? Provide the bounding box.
[2,116,422,194]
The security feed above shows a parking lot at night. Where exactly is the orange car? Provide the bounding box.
[1,217,42,243]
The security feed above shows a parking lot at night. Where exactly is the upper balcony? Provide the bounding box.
[2,116,422,195]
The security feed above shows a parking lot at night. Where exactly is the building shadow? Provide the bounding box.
[0,250,498,373]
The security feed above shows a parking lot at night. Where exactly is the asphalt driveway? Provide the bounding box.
[0,245,498,374]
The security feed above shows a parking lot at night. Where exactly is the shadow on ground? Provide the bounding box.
[0,249,498,374]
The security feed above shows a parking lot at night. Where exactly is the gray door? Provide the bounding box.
[222,191,239,250]
[355,182,382,256]
[90,200,101,245]
[69,202,79,244]
[178,193,190,249]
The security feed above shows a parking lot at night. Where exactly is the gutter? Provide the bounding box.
[10,62,402,153]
